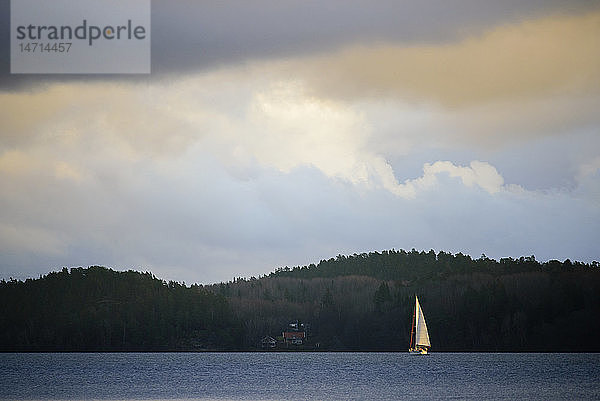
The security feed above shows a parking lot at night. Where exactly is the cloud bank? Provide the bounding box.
[0,2,598,283]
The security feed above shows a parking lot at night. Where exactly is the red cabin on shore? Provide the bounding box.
[282,331,305,345]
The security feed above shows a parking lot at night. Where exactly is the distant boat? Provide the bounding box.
[409,295,431,355]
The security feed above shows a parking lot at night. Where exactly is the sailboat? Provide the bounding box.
[409,295,431,355]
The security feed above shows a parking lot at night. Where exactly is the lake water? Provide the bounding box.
[1,352,599,400]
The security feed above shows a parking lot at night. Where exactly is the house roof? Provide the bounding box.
[282,331,305,339]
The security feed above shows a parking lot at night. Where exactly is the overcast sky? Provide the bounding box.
[1,0,599,284]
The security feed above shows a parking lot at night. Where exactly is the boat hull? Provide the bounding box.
[409,347,429,355]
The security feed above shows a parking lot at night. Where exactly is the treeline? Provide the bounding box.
[268,249,597,280]
[1,251,599,351]
[216,250,600,351]
[0,266,241,351]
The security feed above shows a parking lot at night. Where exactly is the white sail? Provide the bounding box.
[414,296,431,348]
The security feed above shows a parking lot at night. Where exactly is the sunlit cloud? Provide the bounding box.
[295,11,600,106]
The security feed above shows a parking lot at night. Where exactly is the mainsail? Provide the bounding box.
[414,296,431,348]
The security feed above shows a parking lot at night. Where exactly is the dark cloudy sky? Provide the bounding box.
[1,0,599,283]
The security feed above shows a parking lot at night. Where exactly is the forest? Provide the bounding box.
[0,267,241,351]
[1,250,599,351]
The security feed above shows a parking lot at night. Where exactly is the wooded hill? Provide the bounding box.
[1,250,599,351]
[217,250,600,351]
[0,267,241,351]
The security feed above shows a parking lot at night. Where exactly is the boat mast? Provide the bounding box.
[409,295,416,349]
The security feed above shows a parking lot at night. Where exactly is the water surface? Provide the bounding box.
[1,352,599,400]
